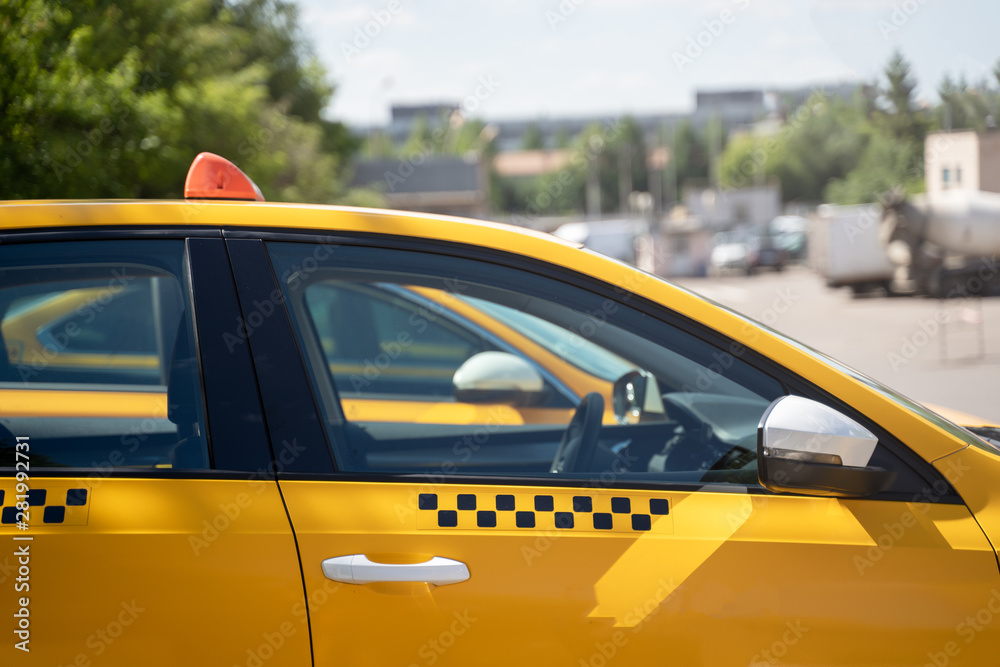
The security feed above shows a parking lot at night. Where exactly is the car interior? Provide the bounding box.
[282,265,788,486]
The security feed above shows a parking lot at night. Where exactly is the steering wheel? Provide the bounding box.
[658,393,749,473]
[550,393,604,473]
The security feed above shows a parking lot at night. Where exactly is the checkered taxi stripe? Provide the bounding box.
[0,486,91,527]
[417,492,672,534]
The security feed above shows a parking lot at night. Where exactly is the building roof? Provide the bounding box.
[350,156,483,195]
[492,150,574,178]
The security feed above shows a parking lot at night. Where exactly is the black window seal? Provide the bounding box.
[181,239,215,470]
[0,226,222,243]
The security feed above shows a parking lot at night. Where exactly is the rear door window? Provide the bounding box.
[0,241,209,470]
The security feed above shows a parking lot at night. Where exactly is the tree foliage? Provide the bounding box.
[669,119,710,188]
[494,116,652,219]
[521,122,544,150]
[825,51,928,203]
[934,73,1000,132]
[718,94,870,202]
[881,50,924,141]
[0,0,361,202]
[717,50,939,205]
[824,132,923,204]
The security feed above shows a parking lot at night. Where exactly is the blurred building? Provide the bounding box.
[350,83,860,224]
[771,82,877,115]
[693,90,768,126]
[379,103,460,145]
[925,130,1000,195]
[350,154,490,218]
[682,183,782,230]
[363,82,871,155]
[492,149,574,178]
[658,214,714,278]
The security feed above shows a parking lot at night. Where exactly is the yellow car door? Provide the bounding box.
[0,238,308,666]
[239,236,999,666]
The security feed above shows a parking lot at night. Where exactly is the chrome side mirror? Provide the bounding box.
[453,352,544,405]
[757,395,895,498]
[611,369,667,425]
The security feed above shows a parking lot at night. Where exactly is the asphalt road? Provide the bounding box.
[673,266,1000,424]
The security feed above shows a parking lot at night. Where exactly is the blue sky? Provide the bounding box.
[296,0,1000,125]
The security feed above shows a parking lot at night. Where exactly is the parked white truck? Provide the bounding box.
[812,192,1000,297]
[810,204,896,295]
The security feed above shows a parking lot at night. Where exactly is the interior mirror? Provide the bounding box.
[612,369,667,425]
[757,395,895,498]
[453,351,544,405]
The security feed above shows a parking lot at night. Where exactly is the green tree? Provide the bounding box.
[882,51,919,136]
[554,126,571,149]
[718,94,869,202]
[521,122,544,150]
[451,118,493,155]
[401,115,438,155]
[824,132,922,204]
[614,116,649,208]
[823,51,929,203]
[670,119,710,187]
[718,52,937,205]
[934,74,998,132]
[511,117,650,218]
[0,0,361,202]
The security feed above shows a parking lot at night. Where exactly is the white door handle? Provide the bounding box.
[322,554,470,586]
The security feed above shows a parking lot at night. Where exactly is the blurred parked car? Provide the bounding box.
[709,229,786,275]
[771,215,809,261]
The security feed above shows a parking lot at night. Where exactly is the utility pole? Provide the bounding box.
[586,157,601,220]
[618,144,632,214]
[667,122,678,209]
[708,113,722,188]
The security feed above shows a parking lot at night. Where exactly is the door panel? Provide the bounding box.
[282,480,999,666]
[255,238,1000,664]
[0,479,309,666]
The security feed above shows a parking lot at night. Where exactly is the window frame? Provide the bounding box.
[237,228,959,503]
[0,229,273,480]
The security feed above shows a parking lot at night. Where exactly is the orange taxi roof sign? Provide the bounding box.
[184,152,265,201]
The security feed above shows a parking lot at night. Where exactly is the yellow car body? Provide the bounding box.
[1,173,999,666]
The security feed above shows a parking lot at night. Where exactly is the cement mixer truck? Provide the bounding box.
[881,190,1000,297]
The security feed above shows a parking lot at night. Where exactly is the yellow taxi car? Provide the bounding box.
[2,152,1000,666]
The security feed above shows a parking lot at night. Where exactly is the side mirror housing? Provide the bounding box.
[453,352,544,405]
[757,395,895,498]
[612,370,667,425]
